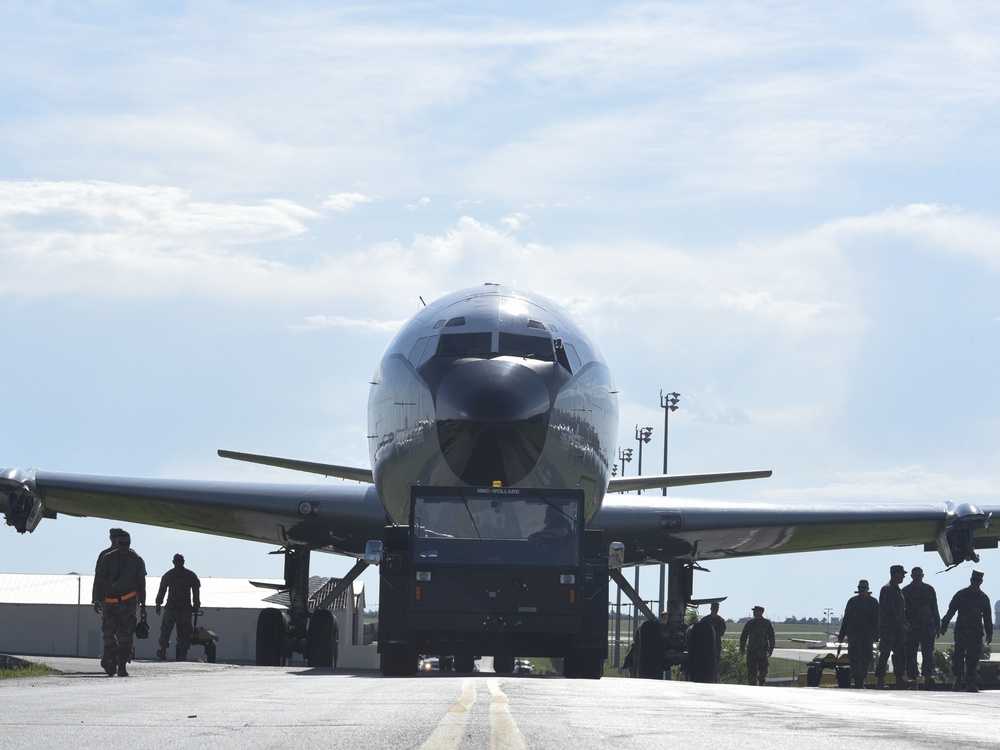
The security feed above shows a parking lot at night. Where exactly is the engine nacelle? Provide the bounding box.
[0,468,45,534]
[933,501,992,568]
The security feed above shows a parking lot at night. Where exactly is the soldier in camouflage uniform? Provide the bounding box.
[91,527,126,676]
[902,566,940,688]
[155,553,201,661]
[93,529,147,677]
[940,569,993,693]
[875,564,910,689]
[837,579,879,688]
[739,605,775,686]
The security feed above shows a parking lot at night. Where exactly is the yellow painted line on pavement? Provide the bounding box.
[488,678,527,750]
[419,678,477,750]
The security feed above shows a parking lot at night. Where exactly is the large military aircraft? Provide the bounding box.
[2,283,996,673]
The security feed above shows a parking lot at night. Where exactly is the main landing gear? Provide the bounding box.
[254,546,349,668]
[614,560,720,683]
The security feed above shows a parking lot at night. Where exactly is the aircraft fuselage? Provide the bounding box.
[367,284,618,525]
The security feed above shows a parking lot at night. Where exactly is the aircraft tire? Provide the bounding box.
[493,655,515,674]
[636,619,664,679]
[687,619,718,683]
[454,654,476,673]
[308,609,338,668]
[255,608,287,667]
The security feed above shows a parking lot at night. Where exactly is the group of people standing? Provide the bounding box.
[91,527,202,676]
[838,565,993,691]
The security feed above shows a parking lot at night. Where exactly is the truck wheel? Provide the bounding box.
[454,654,476,673]
[380,648,419,676]
[205,641,217,664]
[493,655,515,674]
[563,656,603,679]
[255,608,287,667]
[836,665,852,688]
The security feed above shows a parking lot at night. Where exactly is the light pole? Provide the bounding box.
[660,391,680,496]
[613,447,631,664]
[825,608,834,639]
[617,447,633,477]
[634,425,653,495]
[658,391,679,614]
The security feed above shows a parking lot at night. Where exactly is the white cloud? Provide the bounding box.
[322,193,377,213]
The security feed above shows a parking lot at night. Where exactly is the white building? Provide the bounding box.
[0,573,378,668]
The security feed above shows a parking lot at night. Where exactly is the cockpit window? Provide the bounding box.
[436,332,492,357]
[498,333,554,361]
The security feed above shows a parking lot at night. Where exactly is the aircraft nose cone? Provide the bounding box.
[435,360,552,486]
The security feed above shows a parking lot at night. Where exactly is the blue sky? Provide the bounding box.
[2,2,999,623]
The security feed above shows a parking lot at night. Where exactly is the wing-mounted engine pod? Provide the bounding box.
[934,501,992,568]
[0,467,43,534]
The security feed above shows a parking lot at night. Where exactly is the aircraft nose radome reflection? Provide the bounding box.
[434,359,552,486]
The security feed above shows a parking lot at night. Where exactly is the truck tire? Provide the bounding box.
[380,648,419,676]
[454,654,476,673]
[205,641,217,664]
[563,656,603,679]
[493,655,515,674]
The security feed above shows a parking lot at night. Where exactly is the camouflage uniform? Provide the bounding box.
[875,580,906,682]
[941,584,993,688]
[94,544,147,676]
[902,579,939,681]
[838,591,879,683]
[739,613,775,686]
[155,561,201,661]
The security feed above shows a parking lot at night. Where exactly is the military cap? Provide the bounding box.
[752,605,765,613]
[109,527,126,538]
[971,570,985,582]
[889,564,907,575]
[855,579,870,593]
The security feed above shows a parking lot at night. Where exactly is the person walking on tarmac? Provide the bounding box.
[838,579,879,688]
[902,566,940,688]
[155,553,201,661]
[93,529,147,677]
[940,569,993,692]
[875,564,910,689]
[739,605,775,686]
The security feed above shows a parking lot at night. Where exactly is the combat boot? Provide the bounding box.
[925,676,934,689]
[876,676,886,689]
[952,678,965,691]
[853,676,863,689]
[101,655,116,677]
[155,647,166,661]
[176,647,188,662]
[117,659,129,677]
[966,683,979,693]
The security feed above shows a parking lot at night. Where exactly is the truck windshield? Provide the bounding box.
[412,492,580,566]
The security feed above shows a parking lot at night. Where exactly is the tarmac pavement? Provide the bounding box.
[3,655,1000,749]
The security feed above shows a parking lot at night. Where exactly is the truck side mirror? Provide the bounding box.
[364,540,384,565]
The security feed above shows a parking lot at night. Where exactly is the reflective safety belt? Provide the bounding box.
[105,591,138,603]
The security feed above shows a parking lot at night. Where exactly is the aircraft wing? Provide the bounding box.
[607,470,772,494]
[592,495,1000,569]
[1,468,386,556]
